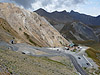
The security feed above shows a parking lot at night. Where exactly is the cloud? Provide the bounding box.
[12,0,35,9]
[72,0,85,4]
[1,0,99,16]
[30,0,86,12]
[0,0,35,9]
[0,0,86,10]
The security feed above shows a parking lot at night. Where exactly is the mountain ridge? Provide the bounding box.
[35,8,100,42]
[35,8,100,26]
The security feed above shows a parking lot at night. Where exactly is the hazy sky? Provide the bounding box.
[0,0,100,16]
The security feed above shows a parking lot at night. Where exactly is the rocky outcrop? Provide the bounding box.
[60,22,99,41]
[0,3,69,47]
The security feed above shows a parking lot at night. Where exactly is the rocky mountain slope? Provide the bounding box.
[60,21,98,41]
[35,8,100,42]
[0,3,69,47]
[35,8,73,25]
[70,10,100,26]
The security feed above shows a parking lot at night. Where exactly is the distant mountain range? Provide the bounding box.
[35,8,100,42]
[70,10,100,26]
[35,8,100,26]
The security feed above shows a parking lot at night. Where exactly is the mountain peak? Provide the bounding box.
[52,11,59,13]
[70,10,78,14]
[97,15,100,18]
[61,10,66,13]
[52,10,68,14]
[36,8,47,12]
[70,10,74,13]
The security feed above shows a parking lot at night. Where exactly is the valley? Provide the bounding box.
[0,2,100,75]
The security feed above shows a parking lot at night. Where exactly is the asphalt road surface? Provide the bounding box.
[35,48,88,75]
[67,54,88,75]
[0,42,88,75]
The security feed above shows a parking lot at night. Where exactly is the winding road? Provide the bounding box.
[67,54,88,75]
[34,47,88,75]
[0,42,88,75]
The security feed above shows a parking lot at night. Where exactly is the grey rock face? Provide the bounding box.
[72,22,98,41]
[60,22,99,41]
[35,8,100,42]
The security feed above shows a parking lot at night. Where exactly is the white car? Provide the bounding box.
[65,47,69,50]
[78,46,82,49]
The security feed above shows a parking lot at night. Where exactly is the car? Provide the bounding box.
[78,57,81,59]
[57,49,59,51]
[65,47,69,50]
[86,63,90,65]
[22,51,30,55]
[78,46,82,49]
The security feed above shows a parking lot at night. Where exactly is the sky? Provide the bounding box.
[0,0,100,16]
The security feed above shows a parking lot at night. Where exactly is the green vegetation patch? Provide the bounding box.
[73,40,96,46]
[89,43,100,51]
[29,39,37,46]
[24,32,29,39]
[86,48,100,68]
[19,28,22,31]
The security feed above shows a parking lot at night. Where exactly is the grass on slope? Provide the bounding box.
[73,40,100,50]
[73,40,96,46]
[89,43,100,51]
[85,48,100,68]
[0,49,77,75]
